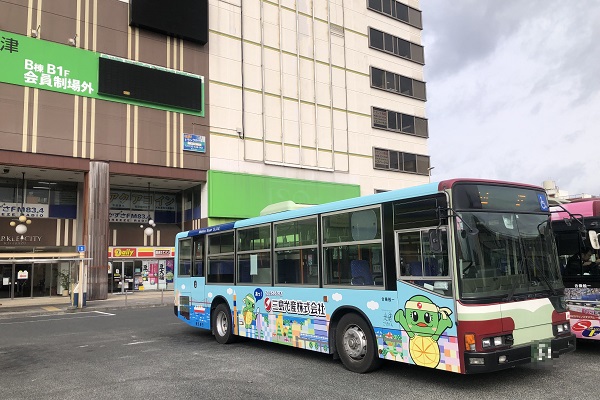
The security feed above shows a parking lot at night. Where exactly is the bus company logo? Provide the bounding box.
[113,248,136,257]
[572,320,600,337]
[571,320,593,331]
[264,297,272,312]
[271,299,326,317]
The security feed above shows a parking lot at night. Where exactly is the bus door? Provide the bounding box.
[395,228,452,296]
[394,228,458,370]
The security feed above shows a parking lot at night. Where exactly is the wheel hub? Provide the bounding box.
[343,325,367,360]
[216,312,228,336]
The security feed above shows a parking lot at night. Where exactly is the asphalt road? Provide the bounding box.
[0,306,597,400]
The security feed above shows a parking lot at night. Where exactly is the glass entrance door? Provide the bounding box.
[32,263,54,297]
[110,261,135,293]
[15,264,32,298]
[0,265,13,299]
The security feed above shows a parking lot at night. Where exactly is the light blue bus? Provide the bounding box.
[174,179,574,374]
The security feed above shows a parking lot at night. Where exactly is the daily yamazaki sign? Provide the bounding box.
[109,247,175,258]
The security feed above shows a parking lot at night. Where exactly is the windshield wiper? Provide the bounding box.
[503,278,517,302]
[503,259,526,302]
[535,270,560,296]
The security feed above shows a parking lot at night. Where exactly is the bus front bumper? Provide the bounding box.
[464,334,576,374]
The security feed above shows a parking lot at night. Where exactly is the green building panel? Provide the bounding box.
[208,171,361,219]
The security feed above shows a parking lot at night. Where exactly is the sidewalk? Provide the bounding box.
[0,290,174,316]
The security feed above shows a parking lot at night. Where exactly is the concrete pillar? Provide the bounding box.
[84,161,109,300]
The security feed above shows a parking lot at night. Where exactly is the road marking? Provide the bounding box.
[123,340,155,346]
[41,306,61,312]
[93,311,115,316]
[0,311,115,325]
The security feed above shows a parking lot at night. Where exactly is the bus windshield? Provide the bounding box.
[456,211,563,301]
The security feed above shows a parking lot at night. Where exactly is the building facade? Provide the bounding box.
[206,0,429,225]
[0,0,428,300]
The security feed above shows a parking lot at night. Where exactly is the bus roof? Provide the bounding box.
[235,178,545,228]
[177,178,548,236]
[176,222,235,239]
[235,182,439,228]
[551,199,600,220]
[436,178,544,191]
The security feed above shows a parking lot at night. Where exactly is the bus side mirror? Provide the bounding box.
[429,229,443,253]
[590,230,600,250]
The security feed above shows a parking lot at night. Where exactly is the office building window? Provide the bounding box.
[371,67,427,101]
[371,107,428,138]
[369,28,424,64]
[373,148,430,176]
[367,0,422,29]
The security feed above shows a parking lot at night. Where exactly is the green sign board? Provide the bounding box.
[0,30,203,116]
[0,30,99,96]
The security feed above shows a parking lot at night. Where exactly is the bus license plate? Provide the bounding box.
[531,340,552,362]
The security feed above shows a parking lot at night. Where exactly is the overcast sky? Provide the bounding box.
[420,1,600,196]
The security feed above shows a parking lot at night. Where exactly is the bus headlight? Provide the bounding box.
[553,322,570,336]
[481,334,513,349]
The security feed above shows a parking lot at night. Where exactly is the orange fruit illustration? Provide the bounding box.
[409,335,440,368]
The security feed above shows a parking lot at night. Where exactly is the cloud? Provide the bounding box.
[367,301,379,310]
[421,0,600,195]
[227,288,233,295]
[332,293,343,302]
[423,1,544,80]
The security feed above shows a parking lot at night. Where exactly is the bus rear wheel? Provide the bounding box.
[212,303,235,344]
[336,313,382,373]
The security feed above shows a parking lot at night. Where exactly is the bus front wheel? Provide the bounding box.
[212,304,235,344]
[336,313,382,373]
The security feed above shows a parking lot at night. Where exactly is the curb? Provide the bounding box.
[0,300,173,318]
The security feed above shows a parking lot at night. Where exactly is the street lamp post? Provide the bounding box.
[9,172,33,234]
[140,182,156,237]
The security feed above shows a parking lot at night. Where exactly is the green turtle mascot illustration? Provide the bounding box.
[242,293,256,328]
[394,295,453,368]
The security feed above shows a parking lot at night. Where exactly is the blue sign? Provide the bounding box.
[183,133,206,153]
[77,245,86,252]
[537,193,549,212]
[253,288,263,301]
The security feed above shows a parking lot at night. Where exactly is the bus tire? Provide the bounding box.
[336,313,382,373]
[212,304,235,344]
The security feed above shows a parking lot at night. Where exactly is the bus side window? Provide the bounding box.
[322,207,384,287]
[192,236,204,277]
[207,231,235,283]
[178,238,192,276]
